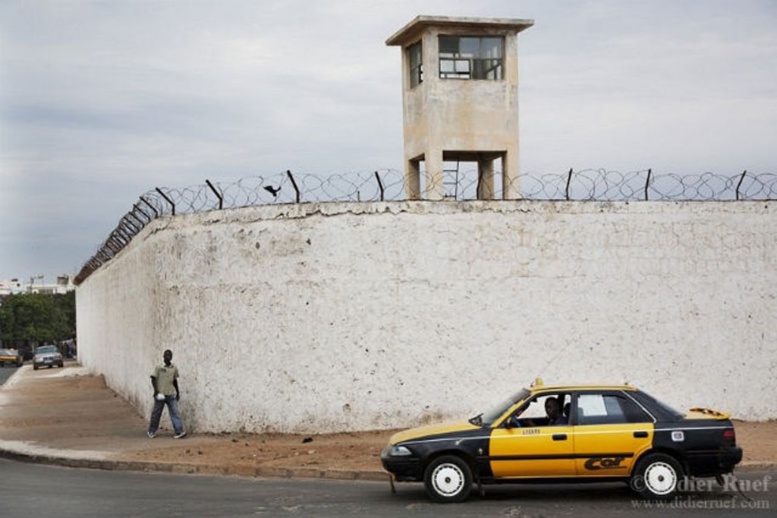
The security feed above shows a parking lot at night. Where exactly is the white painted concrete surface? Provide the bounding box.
[76,201,776,433]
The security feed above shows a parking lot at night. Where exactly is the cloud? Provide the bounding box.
[519,0,777,172]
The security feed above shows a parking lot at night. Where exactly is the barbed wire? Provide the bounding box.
[75,168,776,284]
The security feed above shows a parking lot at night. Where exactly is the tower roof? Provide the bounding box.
[386,15,534,47]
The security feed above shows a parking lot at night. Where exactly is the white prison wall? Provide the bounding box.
[76,201,776,433]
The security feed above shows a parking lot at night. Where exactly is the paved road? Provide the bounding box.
[0,365,20,385]
[0,459,773,518]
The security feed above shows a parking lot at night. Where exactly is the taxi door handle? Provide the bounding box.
[633,431,648,438]
[552,434,567,441]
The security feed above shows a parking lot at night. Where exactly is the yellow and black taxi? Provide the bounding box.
[381,380,742,503]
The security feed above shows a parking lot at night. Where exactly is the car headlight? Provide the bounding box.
[390,445,413,457]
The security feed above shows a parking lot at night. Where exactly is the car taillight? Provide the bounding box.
[723,428,736,446]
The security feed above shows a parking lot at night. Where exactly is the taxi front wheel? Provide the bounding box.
[631,453,683,500]
[423,455,473,503]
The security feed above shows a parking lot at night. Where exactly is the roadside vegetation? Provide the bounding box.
[0,292,76,353]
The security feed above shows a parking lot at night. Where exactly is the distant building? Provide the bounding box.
[0,278,25,296]
[0,275,75,296]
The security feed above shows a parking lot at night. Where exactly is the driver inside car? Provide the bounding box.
[544,397,567,425]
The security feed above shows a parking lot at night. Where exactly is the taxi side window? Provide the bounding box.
[511,393,568,427]
[620,395,653,423]
[516,396,549,420]
[577,394,652,425]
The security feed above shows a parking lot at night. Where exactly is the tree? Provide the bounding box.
[0,292,76,348]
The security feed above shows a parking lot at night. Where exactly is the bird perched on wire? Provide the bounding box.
[263,185,281,197]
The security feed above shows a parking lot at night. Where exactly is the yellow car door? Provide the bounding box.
[573,392,655,477]
[490,424,576,478]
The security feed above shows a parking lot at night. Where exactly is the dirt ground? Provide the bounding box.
[119,429,395,473]
[0,365,394,474]
[729,420,777,466]
[119,420,777,473]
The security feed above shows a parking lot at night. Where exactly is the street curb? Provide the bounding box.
[2,445,773,480]
[0,446,390,482]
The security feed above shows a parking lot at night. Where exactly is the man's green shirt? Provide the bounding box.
[152,363,179,396]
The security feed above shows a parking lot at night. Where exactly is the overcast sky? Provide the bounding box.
[1,0,775,283]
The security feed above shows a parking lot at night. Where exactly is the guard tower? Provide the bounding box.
[386,16,533,200]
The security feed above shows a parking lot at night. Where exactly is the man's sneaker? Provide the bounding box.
[147,431,156,439]
[173,431,187,439]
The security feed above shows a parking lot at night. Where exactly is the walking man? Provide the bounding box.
[147,349,187,439]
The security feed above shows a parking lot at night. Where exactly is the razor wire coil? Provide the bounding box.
[76,168,776,284]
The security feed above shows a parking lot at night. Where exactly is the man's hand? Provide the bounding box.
[176,393,180,401]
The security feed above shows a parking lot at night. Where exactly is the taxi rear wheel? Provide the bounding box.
[423,455,472,503]
[631,453,683,500]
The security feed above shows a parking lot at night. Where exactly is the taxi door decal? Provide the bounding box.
[572,392,655,476]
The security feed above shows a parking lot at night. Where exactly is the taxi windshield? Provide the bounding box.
[473,389,530,427]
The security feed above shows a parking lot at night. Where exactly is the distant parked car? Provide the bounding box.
[0,348,23,367]
[33,345,64,370]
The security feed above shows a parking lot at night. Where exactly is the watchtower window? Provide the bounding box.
[439,36,503,80]
[407,41,423,87]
